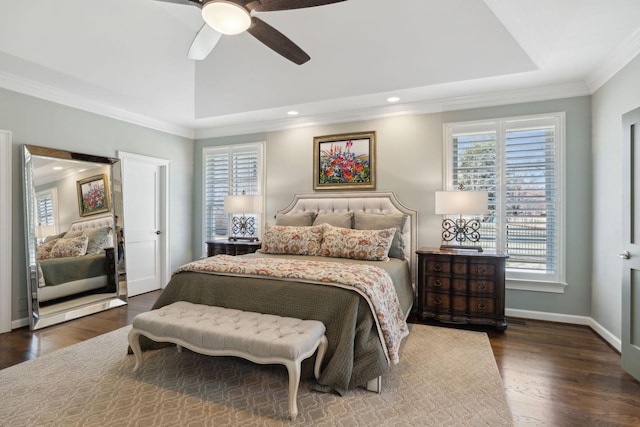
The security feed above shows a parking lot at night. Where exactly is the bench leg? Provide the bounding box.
[127,329,144,371]
[314,335,328,379]
[284,360,301,421]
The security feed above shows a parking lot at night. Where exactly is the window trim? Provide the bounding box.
[443,112,566,293]
[201,142,265,257]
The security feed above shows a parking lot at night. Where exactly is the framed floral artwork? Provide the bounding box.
[313,131,376,190]
[77,174,111,217]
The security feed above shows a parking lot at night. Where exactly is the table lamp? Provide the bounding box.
[224,192,262,241]
[435,184,488,252]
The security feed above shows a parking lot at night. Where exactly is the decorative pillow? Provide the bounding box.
[50,235,89,258]
[313,212,353,228]
[44,232,65,243]
[36,238,59,260]
[63,230,83,239]
[354,212,408,260]
[275,212,317,227]
[37,263,45,288]
[259,224,324,256]
[318,224,396,261]
[84,226,111,255]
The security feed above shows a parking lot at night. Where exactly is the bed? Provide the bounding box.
[36,214,116,302]
[144,192,417,395]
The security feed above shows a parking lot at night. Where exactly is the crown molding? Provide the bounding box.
[0,71,195,139]
[193,81,591,139]
[0,67,595,141]
[586,28,640,92]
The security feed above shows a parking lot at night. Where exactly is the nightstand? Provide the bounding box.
[206,240,262,257]
[416,248,508,330]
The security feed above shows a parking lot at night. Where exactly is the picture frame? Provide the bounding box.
[77,174,111,217]
[313,131,376,190]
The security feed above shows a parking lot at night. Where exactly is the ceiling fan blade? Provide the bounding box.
[153,0,201,6]
[248,0,347,12]
[188,24,223,60]
[246,17,310,65]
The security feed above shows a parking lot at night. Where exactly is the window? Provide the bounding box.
[36,190,56,228]
[444,113,565,291]
[202,143,264,256]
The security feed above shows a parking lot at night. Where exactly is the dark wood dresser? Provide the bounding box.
[206,240,262,257]
[416,248,508,330]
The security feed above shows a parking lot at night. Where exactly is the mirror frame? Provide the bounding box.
[23,144,127,330]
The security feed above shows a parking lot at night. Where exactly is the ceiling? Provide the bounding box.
[1,0,639,139]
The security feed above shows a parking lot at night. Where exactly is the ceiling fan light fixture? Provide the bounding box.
[202,0,251,36]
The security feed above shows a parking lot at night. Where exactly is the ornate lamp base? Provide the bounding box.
[230,215,259,242]
[440,217,483,252]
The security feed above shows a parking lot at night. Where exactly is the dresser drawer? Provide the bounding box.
[467,262,496,277]
[424,275,452,291]
[468,297,495,315]
[467,279,495,294]
[425,293,451,311]
[426,258,451,274]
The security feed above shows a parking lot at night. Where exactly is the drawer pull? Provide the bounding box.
[478,282,487,291]
[478,267,486,274]
[433,297,442,305]
[433,279,442,287]
[434,264,442,272]
[477,303,487,310]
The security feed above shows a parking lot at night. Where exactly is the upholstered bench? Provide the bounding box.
[128,301,328,421]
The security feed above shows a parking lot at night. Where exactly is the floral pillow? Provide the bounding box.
[50,235,89,258]
[259,224,324,256]
[318,224,396,261]
[36,238,59,260]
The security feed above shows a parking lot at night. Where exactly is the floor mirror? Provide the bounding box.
[23,145,127,330]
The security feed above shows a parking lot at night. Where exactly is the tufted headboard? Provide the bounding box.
[276,192,418,286]
[67,213,115,247]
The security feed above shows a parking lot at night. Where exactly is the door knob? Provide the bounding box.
[619,251,630,259]
[155,230,162,235]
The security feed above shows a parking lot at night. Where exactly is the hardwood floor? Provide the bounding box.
[1,291,638,426]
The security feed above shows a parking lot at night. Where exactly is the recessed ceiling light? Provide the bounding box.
[387,96,400,103]
[287,110,299,116]
[52,166,63,170]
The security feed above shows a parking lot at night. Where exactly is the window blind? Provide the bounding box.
[203,143,263,247]
[447,114,563,283]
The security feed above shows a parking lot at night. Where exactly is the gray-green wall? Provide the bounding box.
[194,96,593,318]
[1,87,194,323]
[592,53,640,338]
[6,60,631,336]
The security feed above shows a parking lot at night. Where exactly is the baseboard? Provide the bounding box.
[506,308,621,352]
[12,317,29,330]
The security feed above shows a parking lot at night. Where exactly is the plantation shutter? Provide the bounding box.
[203,143,263,248]
[447,114,563,284]
[203,151,229,241]
[36,191,55,227]
[451,129,498,250]
[503,120,558,274]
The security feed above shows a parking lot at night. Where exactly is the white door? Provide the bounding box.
[120,152,170,297]
[622,107,640,381]
[0,130,12,333]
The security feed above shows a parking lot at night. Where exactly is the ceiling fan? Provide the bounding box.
[155,0,348,64]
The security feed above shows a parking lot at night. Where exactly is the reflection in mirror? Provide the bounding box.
[23,145,127,330]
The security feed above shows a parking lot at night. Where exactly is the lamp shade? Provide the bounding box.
[224,195,263,214]
[202,0,251,35]
[435,190,488,215]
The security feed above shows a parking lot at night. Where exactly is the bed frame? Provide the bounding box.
[277,192,417,393]
[38,213,115,302]
[277,191,418,287]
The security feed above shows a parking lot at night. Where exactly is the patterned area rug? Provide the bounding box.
[0,323,513,426]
